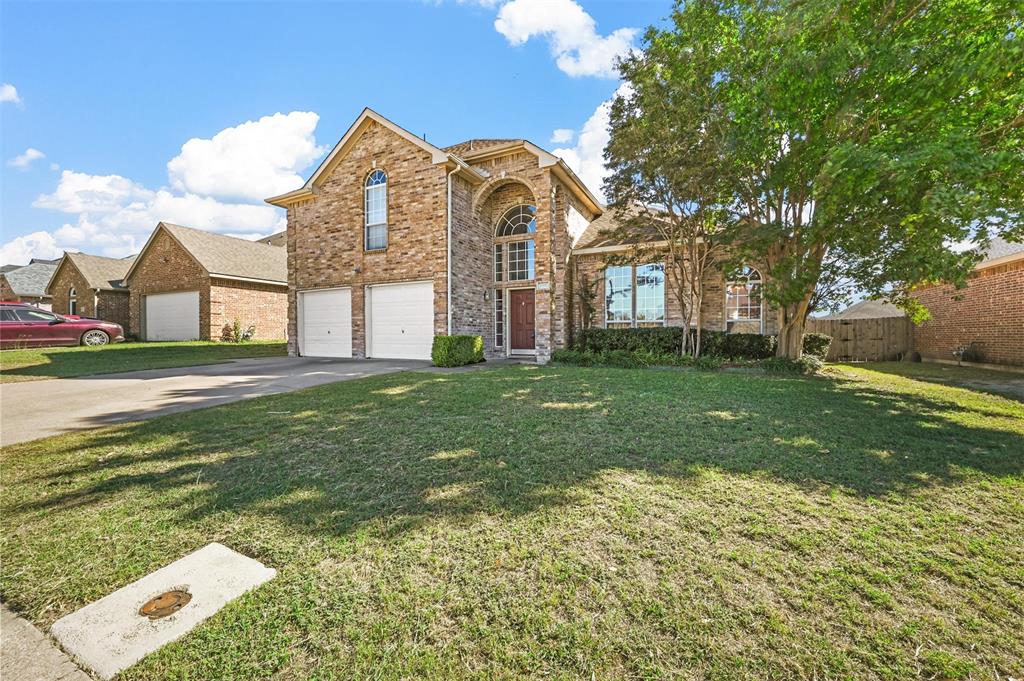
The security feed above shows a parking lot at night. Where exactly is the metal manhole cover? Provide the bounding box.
[138,590,191,620]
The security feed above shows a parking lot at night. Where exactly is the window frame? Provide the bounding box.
[603,263,666,328]
[364,169,388,251]
[492,204,538,284]
[725,266,763,323]
[69,287,77,316]
[494,289,504,348]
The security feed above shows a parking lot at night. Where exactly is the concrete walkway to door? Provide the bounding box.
[1,357,428,446]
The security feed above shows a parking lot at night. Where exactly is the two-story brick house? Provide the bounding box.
[268,108,777,362]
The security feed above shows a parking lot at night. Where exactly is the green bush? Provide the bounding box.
[760,356,823,375]
[802,332,832,360]
[551,348,724,370]
[431,335,484,367]
[573,327,777,360]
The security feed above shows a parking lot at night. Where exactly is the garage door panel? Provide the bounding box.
[145,291,200,341]
[368,282,434,360]
[300,288,352,358]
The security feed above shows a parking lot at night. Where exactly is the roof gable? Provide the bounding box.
[49,252,135,292]
[266,108,485,207]
[2,261,58,297]
[126,223,287,285]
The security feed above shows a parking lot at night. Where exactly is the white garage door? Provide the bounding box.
[145,291,200,341]
[367,281,434,360]
[299,288,352,358]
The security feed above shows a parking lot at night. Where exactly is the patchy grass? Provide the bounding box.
[1,364,1022,679]
[0,341,287,383]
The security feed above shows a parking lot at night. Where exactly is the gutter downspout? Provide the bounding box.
[446,166,459,336]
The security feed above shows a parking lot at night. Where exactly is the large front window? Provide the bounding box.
[726,266,762,321]
[605,263,665,327]
[493,204,536,283]
[364,169,388,250]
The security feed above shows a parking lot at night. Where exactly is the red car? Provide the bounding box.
[0,302,125,349]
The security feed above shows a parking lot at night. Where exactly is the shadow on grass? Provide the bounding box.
[11,365,1024,542]
[0,342,287,381]
[850,361,1024,402]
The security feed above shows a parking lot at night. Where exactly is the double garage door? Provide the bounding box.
[299,281,433,360]
[144,291,200,341]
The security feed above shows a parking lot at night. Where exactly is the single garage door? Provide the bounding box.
[299,288,352,357]
[367,281,434,360]
[145,291,200,341]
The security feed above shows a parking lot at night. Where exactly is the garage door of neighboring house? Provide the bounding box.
[299,288,352,358]
[366,281,434,360]
[145,291,200,341]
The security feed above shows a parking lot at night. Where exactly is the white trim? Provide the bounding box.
[208,273,287,286]
[977,250,1024,270]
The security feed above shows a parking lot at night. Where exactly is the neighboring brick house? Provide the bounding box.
[124,222,287,341]
[912,238,1024,367]
[47,252,134,327]
[0,259,59,309]
[266,108,778,362]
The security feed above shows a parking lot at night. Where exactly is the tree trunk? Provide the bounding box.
[775,289,814,359]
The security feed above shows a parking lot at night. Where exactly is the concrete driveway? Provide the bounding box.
[1,357,428,446]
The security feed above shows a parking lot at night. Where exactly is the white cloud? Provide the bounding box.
[550,128,574,144]
[0,83,22,105]
[552,84,631,201]
[494,0,637,78]
[167,111,325,202]
[7,148,46,170]
[3,111,316,260]
[0,231,63,265]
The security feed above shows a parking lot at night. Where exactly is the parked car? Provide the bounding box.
[0,302,125,349]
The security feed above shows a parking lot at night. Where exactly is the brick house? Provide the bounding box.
[124,222,288,341]
[47,252,134,328]
[0,259,59,309]
[912,238,1024,367]
[267,108,777,362]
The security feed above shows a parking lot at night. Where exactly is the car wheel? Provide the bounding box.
[81,329,110,346]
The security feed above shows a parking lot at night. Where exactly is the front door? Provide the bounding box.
[510,289,535,351]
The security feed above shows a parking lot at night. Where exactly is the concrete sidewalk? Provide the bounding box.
[1,604,90,681]
[1,356,428,446]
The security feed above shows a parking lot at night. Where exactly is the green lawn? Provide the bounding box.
[0,341,287,382]
[1,364,1022,679]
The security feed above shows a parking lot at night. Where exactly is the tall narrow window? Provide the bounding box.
[726,266,762,321]
[507,240,535,281]
[364,169,388,250]
[69,287,77,315]
[605,266,632,326]
[494,244,503,282]
[494,289,504,348]
[635,264,666,323]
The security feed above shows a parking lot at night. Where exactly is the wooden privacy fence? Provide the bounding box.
[805,317,914,362]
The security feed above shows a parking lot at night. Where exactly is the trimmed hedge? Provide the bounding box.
[572,327,832,361]
[431,335,484,367]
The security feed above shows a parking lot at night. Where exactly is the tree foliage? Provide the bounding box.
[606,0,1024,357]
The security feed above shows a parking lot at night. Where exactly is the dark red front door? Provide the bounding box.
[510,289,535,350]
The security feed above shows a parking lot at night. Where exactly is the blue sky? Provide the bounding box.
[1,0,669,263]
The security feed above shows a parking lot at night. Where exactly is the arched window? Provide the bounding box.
[493,205,537,283]
[726,266,762,321]
[364,169,388,250]
[69,287,78,315]
[495,204,537,237]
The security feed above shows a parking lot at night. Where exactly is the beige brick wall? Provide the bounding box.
[48,261,130,328]
[912,260,1024,366]
[288,120,448,357]
[210,278,288,340]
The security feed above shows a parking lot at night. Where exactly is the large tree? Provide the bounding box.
[607,0,1024,357]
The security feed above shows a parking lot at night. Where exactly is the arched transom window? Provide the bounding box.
[364,169,388,251]
[495,204,537,237]
[69,287,78,315]
[493,204,537,283]
[726,266,762,321]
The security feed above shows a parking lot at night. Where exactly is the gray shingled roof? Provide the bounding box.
[257,231,287,248]
[980,236,1024,265]
[442,139,519,156]
[819,299,906,320]
[2,261,58,297]
[575,207,665,249]
[160,223,287,284]
[65,252,135,290]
